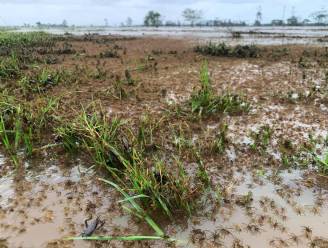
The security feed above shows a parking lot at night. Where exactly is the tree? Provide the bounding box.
[254,6,262,26]
[182,8,203,26]
[62,19,68,27]
[104,18,109,27]
[126,17,133,27]
[144,11,162,27]
[287,16,299,26]
[311,10,328,25]
[271,19,284,26]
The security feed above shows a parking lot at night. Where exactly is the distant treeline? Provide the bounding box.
[12,8,328,28]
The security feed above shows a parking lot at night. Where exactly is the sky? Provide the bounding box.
[0,0,327,26]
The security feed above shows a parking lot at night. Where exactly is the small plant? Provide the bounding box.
[196,153,210,188]
[314,151,328,174]
[125,69,135,85]
[250,125,273,153]
[190,62,250,116]
[0,54,21,80]
[55,42,76,54]
[213,123,229,154]
[18,68,74,94]
[99,49,119,58]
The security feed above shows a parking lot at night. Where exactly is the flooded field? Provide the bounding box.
[20,26,328,45]
[1,31,328,247]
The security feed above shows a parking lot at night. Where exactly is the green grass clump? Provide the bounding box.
[0,31,54,49]
[213,123,229,154]
[0,91,59,165]
[99,49,119,58]
[194,42,260,58]
[18,68,75,94]
[56,106,199,216]
[190,62,250,116]
[0,55,21,80]
[250,125,273,154]
[313,151,328,174]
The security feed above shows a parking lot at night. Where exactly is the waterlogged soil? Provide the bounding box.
[1,35,328,247]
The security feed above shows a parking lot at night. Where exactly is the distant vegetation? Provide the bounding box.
[194,43,261,58]
[6,7,328,28]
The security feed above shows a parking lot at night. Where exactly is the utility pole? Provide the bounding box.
[255,6,262,26]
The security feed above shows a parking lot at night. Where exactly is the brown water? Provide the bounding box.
[1,153,328,247]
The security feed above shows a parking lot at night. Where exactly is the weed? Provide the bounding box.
[190,62,250,116]
[250,125,273,153]
[313,151,328,174]
[18,68,75,94]
[0,32,54,49]
[56,105,200,216]
[124,69,134,85]
[100,49,119,58]
[194,42,260,58]
[0,91,59,164]
[55,42,76,54]
[213,123,229,154]
[0,54,21,80]
[196,154,210,187]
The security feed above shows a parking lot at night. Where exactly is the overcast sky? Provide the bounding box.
[0,0,327,26]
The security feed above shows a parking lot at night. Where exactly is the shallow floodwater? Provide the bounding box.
[1,152,328,247]
[172,168,328,247]
[20,26,328,45]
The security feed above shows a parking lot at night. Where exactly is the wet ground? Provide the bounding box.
[1,35,328,247]
[2,156,328,247]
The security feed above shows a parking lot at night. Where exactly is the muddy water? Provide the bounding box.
[2,152,328,247]
[170,168,328,247]
[0,156,137,248]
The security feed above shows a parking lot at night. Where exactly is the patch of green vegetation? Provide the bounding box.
[194,42,260,58]
[0,31,54,49]
[0,91,59,165]
[0,55,21,80]
[250,125,273,154]
[314,151,328,174]
[213,123,229,154]
[190,62,250,116]
[99,49,119,58]
[56,106,200,216]
[18,68,76,94]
